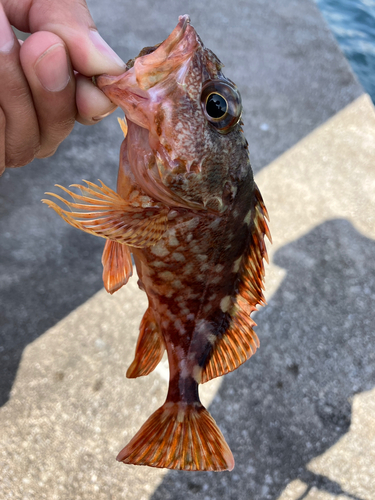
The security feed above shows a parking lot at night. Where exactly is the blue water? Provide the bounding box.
[315,0,375,103]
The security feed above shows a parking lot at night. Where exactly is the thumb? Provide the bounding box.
[5,0,126,76]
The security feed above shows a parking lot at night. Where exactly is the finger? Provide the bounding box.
[19,31,76,158]
[3,0,126,77]
[75,73,116,125]
[0,107,5,176]
[0,3,40,168]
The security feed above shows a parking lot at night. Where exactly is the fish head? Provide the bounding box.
[97,15,249,212]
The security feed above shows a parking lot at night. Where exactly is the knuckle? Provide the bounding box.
[58,115,76,138]
[7,150,39,168]
[0,107,5,129]
[37,116,75,159]
[5,139,41,168]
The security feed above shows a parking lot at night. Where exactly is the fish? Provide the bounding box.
[42,15,271,471]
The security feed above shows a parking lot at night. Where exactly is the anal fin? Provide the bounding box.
[127,307,165,378]
[117,401,234,471]
[102,240,133,294]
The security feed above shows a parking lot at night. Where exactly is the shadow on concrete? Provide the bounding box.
[150,219,375,500]
[0,119,120,408]
[0,229,105,407]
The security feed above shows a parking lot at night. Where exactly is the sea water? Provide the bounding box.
[315,0,375,102]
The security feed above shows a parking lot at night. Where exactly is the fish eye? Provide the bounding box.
[206,93,228,119]
[201,80,242,134]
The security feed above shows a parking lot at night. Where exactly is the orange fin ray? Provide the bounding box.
[102,240,133,294]
[70,180,132,203]
[117,116,128,137]
[126,308,165,378]
[42,181,168,248]
[58,180,122,203]
[202,183,270,383]
[202,321,259,384]
[254,187,272,242]
[117,402,234,471]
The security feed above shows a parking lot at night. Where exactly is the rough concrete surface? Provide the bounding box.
[0,0,373,499]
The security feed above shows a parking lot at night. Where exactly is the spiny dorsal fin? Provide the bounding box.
[202,184,271,383]
[42,180,168,248]
[126,307,165,378]
[102,240,133,294]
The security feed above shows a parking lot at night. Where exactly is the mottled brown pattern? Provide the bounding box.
[44,15,270,471]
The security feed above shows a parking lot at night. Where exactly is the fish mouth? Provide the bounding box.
[96,14,199,125]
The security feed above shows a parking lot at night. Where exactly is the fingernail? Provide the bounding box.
[92,107,116,121]
[35,44,70,92]
[0,5,15,53]
[89,30,125,69]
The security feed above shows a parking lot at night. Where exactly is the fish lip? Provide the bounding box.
[96,73,149,101]
[96,14,198,98]
[132,14,198,92]
[159,14,191,57]
[137,14,192,66]
[96,70,151,129]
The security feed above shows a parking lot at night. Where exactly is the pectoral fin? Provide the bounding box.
[102,240,133,294]
[42,180,168,248]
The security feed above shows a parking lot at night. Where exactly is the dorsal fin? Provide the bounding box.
[202,184,271,383]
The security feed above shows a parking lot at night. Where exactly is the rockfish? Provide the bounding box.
[43,15,271,471]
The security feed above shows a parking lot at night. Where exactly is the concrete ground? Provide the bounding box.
[0,0,374,499]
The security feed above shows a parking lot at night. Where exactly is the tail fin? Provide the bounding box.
[117,402,234,471]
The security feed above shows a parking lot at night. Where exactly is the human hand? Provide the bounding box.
[0,0,126,175]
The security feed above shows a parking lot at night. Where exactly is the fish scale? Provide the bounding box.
[43,15,271,471]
